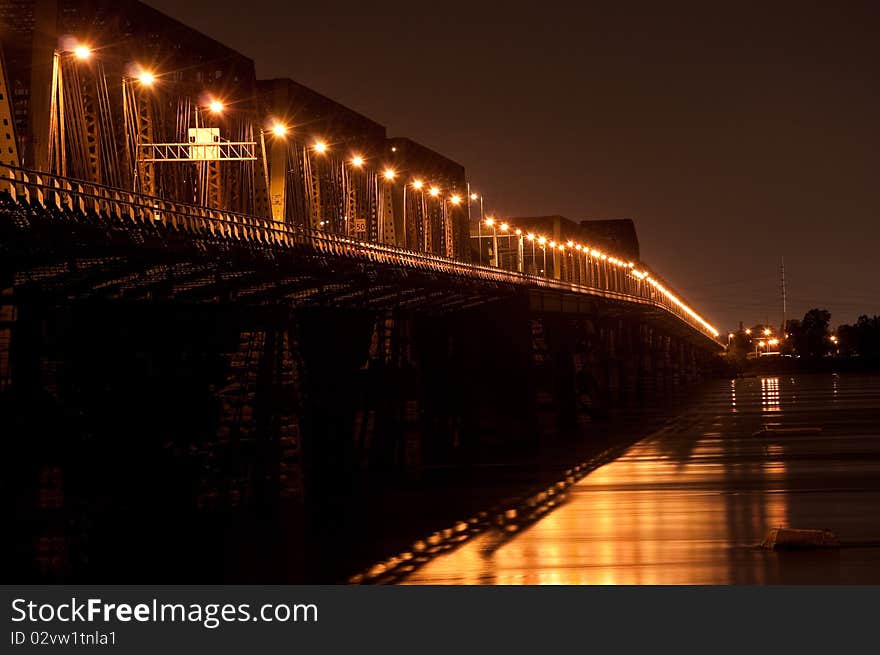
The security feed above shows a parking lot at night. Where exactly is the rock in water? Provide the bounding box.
[761,528,840,550]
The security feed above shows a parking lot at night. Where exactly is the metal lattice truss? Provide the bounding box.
[0,164,723,346]
[138,141,257,162]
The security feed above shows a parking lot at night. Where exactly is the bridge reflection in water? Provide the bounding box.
[405,374,880,584]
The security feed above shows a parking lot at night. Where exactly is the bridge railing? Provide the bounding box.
[0,164,719,342]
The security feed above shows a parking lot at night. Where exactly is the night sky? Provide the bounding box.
[149,0,879,332]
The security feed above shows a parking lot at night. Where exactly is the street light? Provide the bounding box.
[313,140,328,154]
[208,99,224,114]
[377,168,397,243]
[73,45,92,60]
[469,191,485,265]
[408,179,428,251]
[499,222,511,269]
[485,217,499,267]
[137,71,155,86]
[537,236,547,275]
[341,155,365,237]
[514,229,523,272]
[260,122,289,221]
[526,233,536,274]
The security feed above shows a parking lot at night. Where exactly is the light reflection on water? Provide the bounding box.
[404,374,880,584]
[761,376,780,413]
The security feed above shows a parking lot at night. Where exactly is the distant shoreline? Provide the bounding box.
[735,357,880,376]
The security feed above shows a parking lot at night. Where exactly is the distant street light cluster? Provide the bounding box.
[475,214,719,338]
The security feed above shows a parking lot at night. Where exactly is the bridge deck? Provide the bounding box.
[0,165,720,348]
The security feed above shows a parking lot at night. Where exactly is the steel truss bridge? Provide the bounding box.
[0,164,720,348]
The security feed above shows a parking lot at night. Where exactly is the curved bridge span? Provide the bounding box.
[1,164,719,349]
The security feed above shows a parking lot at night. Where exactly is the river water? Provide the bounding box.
[404,374,880,584]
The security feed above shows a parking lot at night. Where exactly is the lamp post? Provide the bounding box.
[469,191,484,265]
[485,217,499,267]
[449,193,462,257]
[526,233,536,274]
[428,185,441,253]
[52,43,93,176]
[411,179,426,251]
[566,241,575,282]
[381,168,396,244]
[123,67,159,194]
[538,236,547,275]
[304,138,329,230]
[259,122,288,220]
[499,222,510,269]
[557,243,566,281]
[345,154,366,237]
[515,228,524,273]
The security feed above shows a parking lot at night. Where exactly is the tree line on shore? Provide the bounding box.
[725,309,880,369]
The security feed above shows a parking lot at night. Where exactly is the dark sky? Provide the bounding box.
[149,0,879,331]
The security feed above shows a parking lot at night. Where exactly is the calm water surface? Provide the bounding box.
[405,374,880,584]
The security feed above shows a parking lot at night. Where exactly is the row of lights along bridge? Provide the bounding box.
[62,42,720,339]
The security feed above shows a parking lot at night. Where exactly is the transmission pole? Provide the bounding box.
[780,256,787,333]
